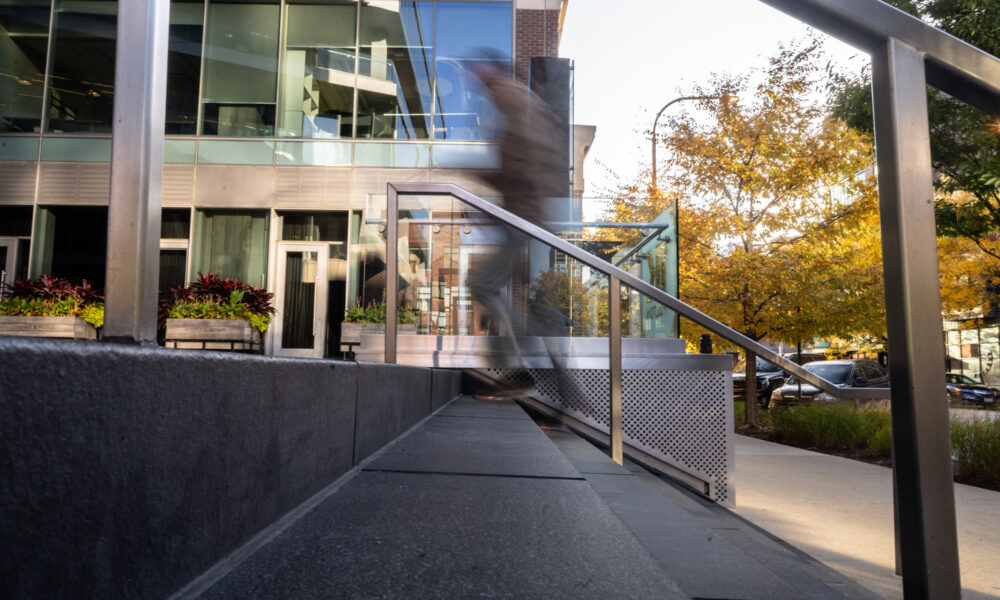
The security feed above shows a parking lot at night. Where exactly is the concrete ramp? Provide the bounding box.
[188,397,878,599]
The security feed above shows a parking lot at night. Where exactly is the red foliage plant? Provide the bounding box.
[169,272,275,316]
[0,275,103,305]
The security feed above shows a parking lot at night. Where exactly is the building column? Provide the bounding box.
[103,0,170,344]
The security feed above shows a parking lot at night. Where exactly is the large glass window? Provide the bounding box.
[357,0,433,139]
[161,208,191,239]
[280,211,348,242]
[166,1,205,134]
[46,1,117,133]
[279,1,356,139]
[0,1,50,133]
[190,209,269,287]
[201,1,279,137]
[433,2,510,141]
[30,206,107,288]
[159,208,190,297]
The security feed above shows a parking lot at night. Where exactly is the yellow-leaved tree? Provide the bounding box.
[607,40,887,427]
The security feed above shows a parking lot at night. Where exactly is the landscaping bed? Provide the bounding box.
[735,401,1000,491]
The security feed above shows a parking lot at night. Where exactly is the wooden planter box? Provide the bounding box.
[339,322,416,356]
[164,318,260,351]
[0,316,97,341]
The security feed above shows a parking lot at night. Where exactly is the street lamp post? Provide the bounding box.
[650,95,737,189]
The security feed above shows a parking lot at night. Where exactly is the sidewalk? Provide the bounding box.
[732,435,1000,599]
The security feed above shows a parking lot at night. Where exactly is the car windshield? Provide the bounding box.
[786,363,852,386]
[950,374,978,385]
[756,358,781,372]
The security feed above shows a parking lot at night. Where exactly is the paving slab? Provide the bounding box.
[366,407,581,479]
[540,422,879,600]
[733,434,1000,600]
[198,397,686,599]
[200,472,686,599]
[435,397,529,419]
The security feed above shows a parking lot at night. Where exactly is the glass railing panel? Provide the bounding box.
[391,192,614,344]
[395,193,493,336]
[525,238,609,339]
[621,287,678,339]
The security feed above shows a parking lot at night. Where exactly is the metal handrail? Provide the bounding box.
[383,181,891,404]
[759,0,1000,115]
[612,226,671,268]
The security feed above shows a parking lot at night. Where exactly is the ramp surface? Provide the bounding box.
[198,397,686,599]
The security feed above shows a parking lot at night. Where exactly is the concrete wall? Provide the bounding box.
[0,336,461,599]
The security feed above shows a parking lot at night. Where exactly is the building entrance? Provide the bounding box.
[273,243,329,358]
[272,241,350,358]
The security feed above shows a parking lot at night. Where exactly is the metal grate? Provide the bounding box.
[486,366,733,505]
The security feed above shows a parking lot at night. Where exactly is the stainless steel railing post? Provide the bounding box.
[385,185,398,364]
[609,276,623,465]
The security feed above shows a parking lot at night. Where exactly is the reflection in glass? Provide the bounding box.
[621,288,676,338]
[358,1,433,139]
[325,243,348,356]
[353,141,428,167]
[46,1,117,133]
[274,141,351,166]
[30,206,108,288]
[281,250,317,349]
[280,212,348,242]
[166,0,204,134]
[395,194,479,335]
[164,138,197,163]
[161,208,191,239]
[39,137,111,161]
[0,1,49,132]
[202,1,279,136]
[981,342,1000,385]
[0,136,39,159]
[528,244,608,338]
[433,2,510,140]
[279,2,356,138]
[196,139,274,164]
[0,205,32,236]
[159,249,187,293]
[190,209,269,286]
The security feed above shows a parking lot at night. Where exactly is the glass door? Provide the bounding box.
[274,243,328,358]
[0,239,16,287]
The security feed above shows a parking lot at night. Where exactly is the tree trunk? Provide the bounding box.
[744,349,762,428]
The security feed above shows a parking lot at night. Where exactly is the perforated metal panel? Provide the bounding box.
[485,365,734,505]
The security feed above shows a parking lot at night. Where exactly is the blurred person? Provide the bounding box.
[467,50,577,400]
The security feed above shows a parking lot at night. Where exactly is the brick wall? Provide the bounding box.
[515,9,560,84]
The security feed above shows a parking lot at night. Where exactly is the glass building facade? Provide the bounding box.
[0,0,575,358]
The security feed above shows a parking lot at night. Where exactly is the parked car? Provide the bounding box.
[733,352,825,405]
[945,372,998,406]
[768,359,890,408]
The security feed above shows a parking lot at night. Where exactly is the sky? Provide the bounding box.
[559,0,870,207]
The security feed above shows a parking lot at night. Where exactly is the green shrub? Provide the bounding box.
[0,277,105,329]
[869,425,893,457]
[951,418,1000,489]
[79,304,104,329]
[734,400,745,422]
[770,403,890,450]
[169,290,272,333]
[165,272,274,332]
[344,300,416,325]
